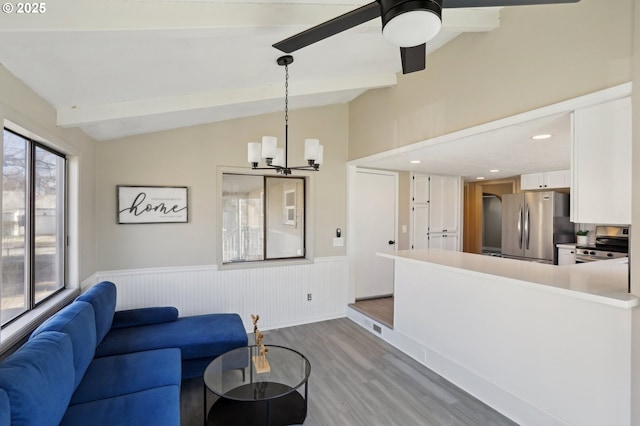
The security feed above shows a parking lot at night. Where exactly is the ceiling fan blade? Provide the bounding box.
[400,44,426,74]
[273,2,381,53]
[443,0,579,8]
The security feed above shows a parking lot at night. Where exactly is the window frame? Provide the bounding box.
[1,127,67,327]
[218,167,314,268]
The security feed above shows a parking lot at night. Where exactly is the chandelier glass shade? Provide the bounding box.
[247,55,323,175]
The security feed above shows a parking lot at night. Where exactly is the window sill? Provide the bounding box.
[0,288,79,357]
[219,257,314,271]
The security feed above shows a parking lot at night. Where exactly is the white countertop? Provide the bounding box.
[378,249,638,309]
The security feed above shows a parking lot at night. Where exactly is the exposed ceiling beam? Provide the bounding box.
[0,1,500,33]
[57,72,397,127]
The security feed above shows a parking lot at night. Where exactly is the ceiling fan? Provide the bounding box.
[273,0,580,74]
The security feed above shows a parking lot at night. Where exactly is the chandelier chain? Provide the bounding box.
[284,63,289,126]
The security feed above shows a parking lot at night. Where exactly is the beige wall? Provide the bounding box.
[0,65,97,286]
[95,104,348,270]
[349,0,633,159]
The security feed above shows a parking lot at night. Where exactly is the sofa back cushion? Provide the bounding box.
[31,301,97,389]
[0,331,75,426]
[76,281,117,343]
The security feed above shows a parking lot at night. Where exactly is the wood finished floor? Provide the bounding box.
[180,318,518,426]
[349,296,394,328]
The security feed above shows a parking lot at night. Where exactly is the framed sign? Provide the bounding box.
[117,186,188,224]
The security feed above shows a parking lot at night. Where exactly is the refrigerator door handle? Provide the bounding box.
[524,203,531,250]
[517,204,523,249]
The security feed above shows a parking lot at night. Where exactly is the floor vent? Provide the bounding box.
[372,324,382,334]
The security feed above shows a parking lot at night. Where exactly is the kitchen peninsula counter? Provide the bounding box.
[372,248,635,425]
[378,249,637,308]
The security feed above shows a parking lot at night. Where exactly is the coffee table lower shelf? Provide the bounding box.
[207,382,307,426]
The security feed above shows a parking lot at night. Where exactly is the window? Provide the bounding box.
[1,128,66,325]
[222,174,305,263]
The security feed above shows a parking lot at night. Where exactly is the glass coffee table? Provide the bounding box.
[204,345,311,426]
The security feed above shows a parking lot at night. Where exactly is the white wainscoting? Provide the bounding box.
[85,257,348,332]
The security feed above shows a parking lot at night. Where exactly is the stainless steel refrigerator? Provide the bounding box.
[501,191,573,264]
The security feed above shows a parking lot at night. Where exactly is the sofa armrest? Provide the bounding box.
[111,307,179,329]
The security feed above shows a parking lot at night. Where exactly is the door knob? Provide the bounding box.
[388,240,396,245]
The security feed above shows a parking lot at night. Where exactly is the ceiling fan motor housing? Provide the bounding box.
[380,0,443,47]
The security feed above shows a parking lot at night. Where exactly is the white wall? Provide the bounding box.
[392,259,632,426]
[0,65,97,287]
[90,257,348,332]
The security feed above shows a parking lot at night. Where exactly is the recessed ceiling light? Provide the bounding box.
[489,169,500,173]
[531,134,552,140]
[476,176,485,180]
[410,160,421,164]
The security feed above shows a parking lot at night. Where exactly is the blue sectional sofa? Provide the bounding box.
[0,281,248,425]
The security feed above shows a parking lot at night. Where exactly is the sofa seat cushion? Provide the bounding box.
[61,385,180,426]
[70,348,181,405]
[31,300,97,389]
[95,313,248,360]
[0,331,75,426]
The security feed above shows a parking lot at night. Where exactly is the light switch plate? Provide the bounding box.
[333,237,344,247]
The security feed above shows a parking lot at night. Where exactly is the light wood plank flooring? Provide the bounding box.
[181,318,517,426]
[349,296,394,328]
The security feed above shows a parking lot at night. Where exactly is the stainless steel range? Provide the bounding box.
[575,226,629,263]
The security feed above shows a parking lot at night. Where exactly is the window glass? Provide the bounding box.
[265,177,305,259]
[222,174,305,264]
[33,146,65,304]
[222,174,264,263]
[2,130,27,323]
[1,129,66,325]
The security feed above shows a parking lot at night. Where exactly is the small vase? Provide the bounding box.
[577,235,588,245]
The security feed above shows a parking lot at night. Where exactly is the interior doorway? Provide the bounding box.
[463,178,518,254]
[349,168,398,301]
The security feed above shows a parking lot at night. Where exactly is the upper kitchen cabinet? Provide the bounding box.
[411,173,462,251]
[571,97,631,225]
[429,175,461,233]
[521,169,570,190]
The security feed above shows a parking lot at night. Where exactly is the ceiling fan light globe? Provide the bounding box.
[382,10,442,47]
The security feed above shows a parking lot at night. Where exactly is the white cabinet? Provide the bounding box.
[429,175,460,233]
[572,97,631,224]
[429,233,459,251]
[557,245,576,266]
[411,173,461,251]
[521,169,570,190]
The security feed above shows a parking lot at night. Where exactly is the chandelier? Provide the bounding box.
[247,55,323,175]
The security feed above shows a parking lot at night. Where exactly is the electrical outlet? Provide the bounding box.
[307,293,312,301]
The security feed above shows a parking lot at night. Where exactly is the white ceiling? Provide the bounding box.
[352,112,572,181]
[0,0,500,141]
[0,0,571,178]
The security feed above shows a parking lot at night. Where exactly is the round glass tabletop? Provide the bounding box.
[204,345,311,402]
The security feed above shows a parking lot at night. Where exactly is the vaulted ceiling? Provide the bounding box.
[0,0,501,141]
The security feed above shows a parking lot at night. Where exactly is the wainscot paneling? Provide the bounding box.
[86,257,348,332]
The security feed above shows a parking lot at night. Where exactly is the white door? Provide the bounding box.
[353,169,397,299]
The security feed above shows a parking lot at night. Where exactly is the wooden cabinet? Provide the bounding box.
[571,97,631,224]
[411,173,461,251]
[521,169,570,190]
